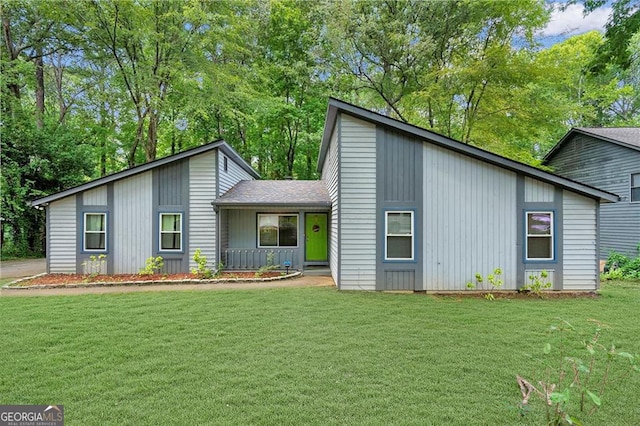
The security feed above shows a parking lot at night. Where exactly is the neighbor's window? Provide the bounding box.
[258,214,298,247]
[385,211,414,260]
[160,213,182,251]
[526,212,554,260]
[631,173,640,202]
[84,213,107,251]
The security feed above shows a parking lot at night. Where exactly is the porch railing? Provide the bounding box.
[223,248,298,270]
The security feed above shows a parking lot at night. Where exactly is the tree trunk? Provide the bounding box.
[34,50,45,129]
[146,112,158,162]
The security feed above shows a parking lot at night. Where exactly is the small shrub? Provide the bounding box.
[517,319,639,425]
[467,268,503,300]
[521,270,552,297]
[601,251,640,280]
[190,249,213,279]
[255,250,279,278]
[139,256,164,275]
[82,254,107,281]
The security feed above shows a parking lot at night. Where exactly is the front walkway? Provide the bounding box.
[0,275,335,297]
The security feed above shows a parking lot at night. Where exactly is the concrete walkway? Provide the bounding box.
[0,258,46,279]
[1,274,335,297]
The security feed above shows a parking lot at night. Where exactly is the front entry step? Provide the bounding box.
[303,266,331,276]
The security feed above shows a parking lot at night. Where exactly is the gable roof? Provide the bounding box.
[543,127,640,163]
[318,98,619,203]
[213,180,331,209]
[31,140,260,207]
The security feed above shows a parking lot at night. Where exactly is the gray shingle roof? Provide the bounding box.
[214,180,331,208]
[576,127,640,148]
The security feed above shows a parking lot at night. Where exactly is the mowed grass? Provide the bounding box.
[1,282,639,425]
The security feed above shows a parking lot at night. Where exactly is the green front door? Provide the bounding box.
[305,213,328,261]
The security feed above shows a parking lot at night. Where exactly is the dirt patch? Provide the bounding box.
[12,271,285,287]
[427,290,600,299]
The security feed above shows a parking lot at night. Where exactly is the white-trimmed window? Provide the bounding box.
[631,173,640,203]
[160,213,182,251]
[84,213,107,251]
[526,211,554,260]
[258,214,298,247]
[385,211,414,260]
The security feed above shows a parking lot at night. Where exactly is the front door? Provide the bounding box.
[305,213,328,262]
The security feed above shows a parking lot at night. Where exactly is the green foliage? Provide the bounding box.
[522,270,553,297]
[81,254,107,280]
[601,251,640,280]
[190,249,213,279]
[467,268,504,300]
[518,319,639,425]
[139,256,164,276]
[255,250,279,277]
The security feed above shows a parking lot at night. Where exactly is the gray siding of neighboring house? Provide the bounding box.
[113,171,153,273]
[422,143,518,290]
[189,151,217,271]
[219,152,255,196]
[546,135,640,257]
[153,161,190,273]
[376,127,423,290]
[563,190,598,290]
[48,196,77,273]
[339,114,377,290]
[321,119,340,286]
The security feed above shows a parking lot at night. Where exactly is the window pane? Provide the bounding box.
[259,226,277,246]
[387,236,412,259]
[631,187,640,202]
[161,233,181,250]
[632,173,640,187]
[161,214,180,231]
[387,212,412,234]
[259,215,278,228]
[86,233,105,250]
[527,236,552,259]
[86,214,105,232]
[527,213,551,235]
[279,216,298,246]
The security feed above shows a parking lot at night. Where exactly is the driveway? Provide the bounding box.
[0,258,46,279]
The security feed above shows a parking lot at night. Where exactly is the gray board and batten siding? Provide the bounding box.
[317,98,618,291]
[32,141,259,274]
[544,129,640,258]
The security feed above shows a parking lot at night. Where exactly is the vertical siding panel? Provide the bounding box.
[49,197,76,273]
[563,190,598,290]
[189,151,217,270]
[340,115,377,290]
[219,153,255,196]
[525,177,555,202]
[423,144,517,290]
[83,186,107,206]
[113,172,152,273]
[322,123,339,285]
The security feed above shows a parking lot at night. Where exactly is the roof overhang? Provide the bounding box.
[318,98,619,204]
[543,127,640,164]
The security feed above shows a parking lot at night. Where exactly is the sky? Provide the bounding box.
[537,2,612,47]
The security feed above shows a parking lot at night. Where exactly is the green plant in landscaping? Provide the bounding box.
[517,319,639,425]
[139,256,164,275]
[467,268,503,300]
[601,251,640,280]
[255,250,279,278]
[190,249,213,279]
[521,270,552,297]
[81,254,107,281]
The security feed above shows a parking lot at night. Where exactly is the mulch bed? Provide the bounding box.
[426,290,600,299]
[11,271,285,287]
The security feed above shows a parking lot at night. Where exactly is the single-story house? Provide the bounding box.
[32,98,619,291]
[543,127,640,258]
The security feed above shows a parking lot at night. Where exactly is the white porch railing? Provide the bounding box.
[223,249,298,270]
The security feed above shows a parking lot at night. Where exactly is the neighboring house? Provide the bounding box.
[32,99,619,291]
[543,127,640,258]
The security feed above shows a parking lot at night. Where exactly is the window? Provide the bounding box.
[160,213,182,251]
[223,156,228,172]
[385,211,414,260]
[258,214,298,247]
[631,173,640,202]
[526,212,554,260]
[84,213,107,251]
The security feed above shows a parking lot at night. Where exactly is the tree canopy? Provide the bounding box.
[1,0,638,256]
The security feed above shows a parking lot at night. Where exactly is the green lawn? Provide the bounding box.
[1,282,639,425]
